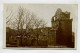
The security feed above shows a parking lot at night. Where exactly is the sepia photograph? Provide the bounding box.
[4,4,77,49]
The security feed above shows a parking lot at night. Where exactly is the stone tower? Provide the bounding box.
[51,8,73,47]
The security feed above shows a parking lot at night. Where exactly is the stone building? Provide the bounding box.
[51,8,73,47]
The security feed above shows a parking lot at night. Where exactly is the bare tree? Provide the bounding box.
[6,6,47,46]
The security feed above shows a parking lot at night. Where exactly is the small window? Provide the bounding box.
[54,17,56,21]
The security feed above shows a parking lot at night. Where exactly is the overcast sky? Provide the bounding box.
[4,4,77,33]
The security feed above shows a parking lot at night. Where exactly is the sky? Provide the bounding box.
[4,4,77,33]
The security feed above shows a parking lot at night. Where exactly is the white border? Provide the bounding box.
[0,0,79,53]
